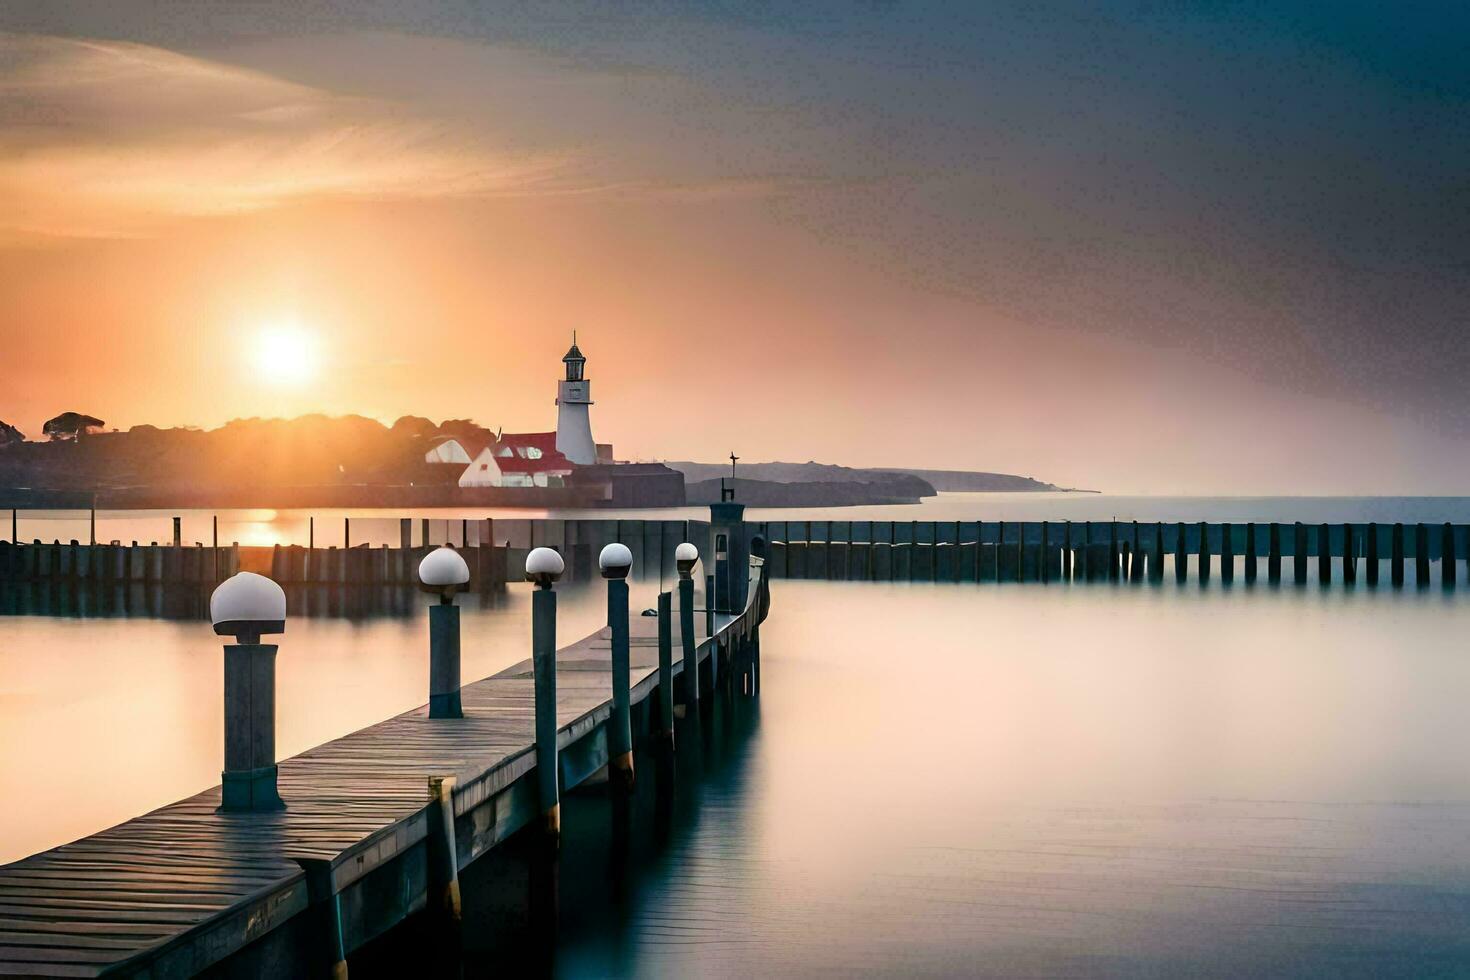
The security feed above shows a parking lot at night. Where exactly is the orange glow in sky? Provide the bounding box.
[1,14,1466,494]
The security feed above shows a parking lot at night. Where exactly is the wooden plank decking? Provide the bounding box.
[0,595,738,978]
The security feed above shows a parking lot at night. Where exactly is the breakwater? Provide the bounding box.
[0,518,714,591]
[7,516,1467,595]
[755,519,1470,586]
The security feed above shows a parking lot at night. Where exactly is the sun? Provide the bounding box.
[252,321,319,385]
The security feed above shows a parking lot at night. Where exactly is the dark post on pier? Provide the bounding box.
[1367,523,1380,586]
[1174,522,1187,584]
[657,591,675,742]
[419,547,469,719]
[209,572,288,811]
[527,547,565,837]
[601,543,635,787]
[1268,523,1282,584]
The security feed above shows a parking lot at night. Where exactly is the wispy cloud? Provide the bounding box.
[0,33,566,240]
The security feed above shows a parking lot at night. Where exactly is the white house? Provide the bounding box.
[459,443,574,488]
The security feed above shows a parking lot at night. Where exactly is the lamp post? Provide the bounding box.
[526,547,565,838]
[600,543,634,789]
[210,572,287,811]
[419,546,470,719]
[675,543,700,721]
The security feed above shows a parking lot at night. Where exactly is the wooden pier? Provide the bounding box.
[0,557,768,977]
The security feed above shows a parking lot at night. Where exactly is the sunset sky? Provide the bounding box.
[1,3,1466,493]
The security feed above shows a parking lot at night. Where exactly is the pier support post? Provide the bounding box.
[1063,521,1073,581]
[1244,523,1257,584]
[1197,521,1211,584]
[1367,523,1380,586]
[1174,522,1187,584]
[709,503,747,613]
[1221,523,1234,584]
[1406,523,1426,587]
[1443,523,1457,589]
[1319,523,1332,585]
[295,860,348,980]
[676,544,700,721]
[657,591,675,739]
[210,572,287,812]
[705,574,715,638]
[428,775,463,926]
[1293,523,1308,585]
[527,548,564,839]
[1268,523,1282,584]
[1041,522,1050,584]
[1391,523,1405,588]
[419,548,469,719]
[600,544,634,788]
[220,643,284,811]
[428,604,463,719]
[1343,524,1356,585]
[1108,522,1118,582]
[1150,523,1163,583]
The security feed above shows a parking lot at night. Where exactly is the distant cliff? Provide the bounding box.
[685,475,932,507]
[870,467,1063,492]
[666,460,1068,500]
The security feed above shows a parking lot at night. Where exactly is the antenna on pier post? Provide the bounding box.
[722,452,739,502]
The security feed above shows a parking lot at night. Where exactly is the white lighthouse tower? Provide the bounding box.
[555,334,597,465]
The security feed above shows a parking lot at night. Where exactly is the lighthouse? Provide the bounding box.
[555,335,597,465]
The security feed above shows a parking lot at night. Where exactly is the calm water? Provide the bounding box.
[9,493,1470,548]
[4,556,1470,974]
[547,581,1470,978]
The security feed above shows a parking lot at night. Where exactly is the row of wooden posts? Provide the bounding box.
[762,520,1470,587]
[0,539,240,584]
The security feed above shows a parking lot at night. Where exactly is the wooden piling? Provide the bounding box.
[607,577,633,787]
[1443,523,1457,588]
[428,604,463,719]
[1016,524,1024,584]
[1343,524,1357,585]
[1221,523,1234,584]
[1130,523,1146,583]
[679,575,698,724]
[1293,523,1308,585]
[1268,523,1281,584]
[1366,523,1380,586]
[427,775,463,928]
[1063,521,1074,581]
[1041,522,1050,584]
[1391,523,1405,588]
[997,521,1006,583]
[656,591,674,742]
[1244,523,1257,584]
[1151,523,1164,583]
[1318,523,1332,585]
[1197,521,1210,583]
[531,587,559,838]
[1415,524,1430,587]
[1174,522,1187,584]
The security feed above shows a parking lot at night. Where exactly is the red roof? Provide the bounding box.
[497,450,573,474]
[498,432,559,454]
